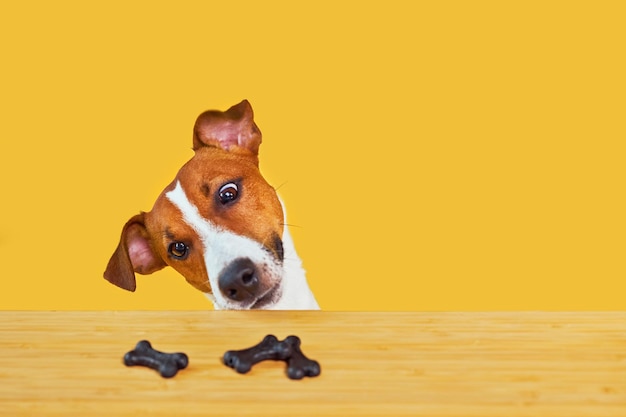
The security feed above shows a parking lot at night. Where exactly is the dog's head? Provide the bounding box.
[104,100,287,309]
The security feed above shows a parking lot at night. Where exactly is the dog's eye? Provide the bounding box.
[168,242,189,260]
[218,183,239,204]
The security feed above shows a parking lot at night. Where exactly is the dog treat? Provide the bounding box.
[123,340,189,378]
[222,334,320,380]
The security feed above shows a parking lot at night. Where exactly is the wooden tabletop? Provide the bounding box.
[0,311,624,416]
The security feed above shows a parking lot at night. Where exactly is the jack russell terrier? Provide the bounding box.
[104,100,319,310]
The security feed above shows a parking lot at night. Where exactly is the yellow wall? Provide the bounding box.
[1,2,624,310]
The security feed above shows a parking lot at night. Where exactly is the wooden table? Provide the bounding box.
[0,311,624,416]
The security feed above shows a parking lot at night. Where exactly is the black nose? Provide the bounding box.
[218,258,260,302]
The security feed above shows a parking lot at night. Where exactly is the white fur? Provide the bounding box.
[166,181,319,310]
[270,214,320,309]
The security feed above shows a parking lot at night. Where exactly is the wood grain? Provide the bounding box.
[0,311,624,416]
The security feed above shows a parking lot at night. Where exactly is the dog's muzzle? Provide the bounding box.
[217,258,279,309]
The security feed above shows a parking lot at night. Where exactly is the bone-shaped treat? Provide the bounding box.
[222,334,321,380]
[123,340,189,378]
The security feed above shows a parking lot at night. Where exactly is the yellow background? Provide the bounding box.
[1,1,624,310]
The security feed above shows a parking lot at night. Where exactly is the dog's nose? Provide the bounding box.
[218,258,260,303]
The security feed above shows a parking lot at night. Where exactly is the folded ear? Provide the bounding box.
[193,100,262,155]
[103,213,166,292]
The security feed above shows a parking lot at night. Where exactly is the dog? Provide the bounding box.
[104,100,319,310]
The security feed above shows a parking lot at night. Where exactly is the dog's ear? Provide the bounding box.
[193,100,262,155]
[103,213,166,292]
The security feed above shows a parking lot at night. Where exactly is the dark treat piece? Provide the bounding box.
[124,340,188,378]
[283,335,321,380]
[223,335,285,373]
[223,334,320,380]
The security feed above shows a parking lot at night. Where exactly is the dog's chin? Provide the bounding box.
[248,284,282,310]
[214,284,282,310]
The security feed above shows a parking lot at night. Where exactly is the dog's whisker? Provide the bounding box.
[274,181,289,191]
[281,223,302,228]
[281,255,302,262]
[274,181,288,191]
